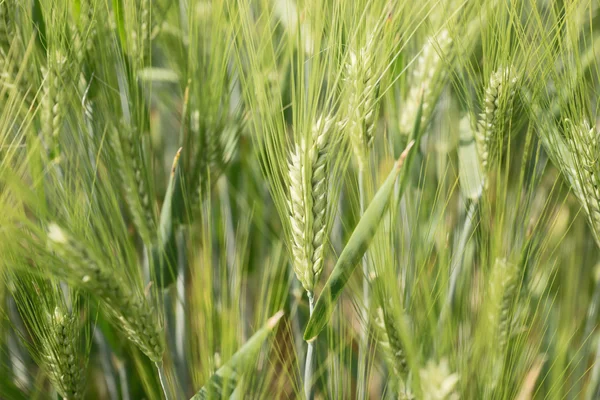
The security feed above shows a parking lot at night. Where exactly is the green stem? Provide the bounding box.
[304,291,316,400]
[156,362,171,400]
[93,330,118,400]
[582,278,600,400]
[116,359,130,400]
[291,279,305,365]
[438,200,477,332]
[357,167,369,399]
[587,334,600,400]
[174,229,189,395]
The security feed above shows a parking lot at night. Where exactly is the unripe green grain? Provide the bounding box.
[345,32,378,169]
[43,308,85,400]
[374,305,408,382]
[41,52,67,163]
[288,116,334,292]
[400,29,452,133]
[47,224,164,362]
[475,66,518,174]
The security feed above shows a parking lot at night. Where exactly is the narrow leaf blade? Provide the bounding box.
[304,143,415,341]
[190,311,284,399]
[152,148,184,288]
[458,118,484,200]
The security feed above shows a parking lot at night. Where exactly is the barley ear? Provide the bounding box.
[43,307,86,400]
[304,142,415,341]
[345,32,379,169]
[564,120,600,244]
[400,29,452,134]
[373,305,408,383]
[288,116,335,292]
[40,51,67,163]
[46,224,164,362]
[474,66,518,177]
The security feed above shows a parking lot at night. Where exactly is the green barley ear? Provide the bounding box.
[345,30,379,169]
[400,29,452,134]
[108,121,157,244]
[288,115,335,293]
[8,274,88,400]
[40,51,67,164]
[562,119,600,244]
[418,358,460,400]
[46,223,164,362]
[373,304,408,384]
[304,141,415,341]
[481,258,519,358]
[43,307,86,399]
[474,66,518,177]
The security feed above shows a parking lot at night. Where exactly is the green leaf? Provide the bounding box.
[152,148,184,288]
[458,118,484,200]
[138,68,180,83]
[112,0,127,52]
[394,89,425,210]
[32,0,47,51]
[303,142,416,342]
[190,311,284,399]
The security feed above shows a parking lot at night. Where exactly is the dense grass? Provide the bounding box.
[1,0,600,399]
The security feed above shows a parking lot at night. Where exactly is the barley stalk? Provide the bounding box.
[47,224,164,362]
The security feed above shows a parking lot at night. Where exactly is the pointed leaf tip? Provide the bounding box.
[171,147,183,176]
[303,151,412,341]
[267,310,285,329]
[396,141,415,170]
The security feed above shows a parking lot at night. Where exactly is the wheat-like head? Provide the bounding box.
[562,120,600,244]
[475,66,518,174]
[47,223,164,362]
[374,305,408,383]
[485,258,518,356]
[345,32,378,169]
[108,122,156,244]
[400,29,452,133]
[41,51,68,164]
[42,307,86,400]
[419,358,460,400]
[288,115,334,293]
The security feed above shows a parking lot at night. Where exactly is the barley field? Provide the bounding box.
[1,0,600,399]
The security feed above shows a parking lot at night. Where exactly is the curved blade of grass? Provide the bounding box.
[138,68,180,83]
[190,311,284,400]
[32,0,47,51]
[152,148,184,288]
[112,0,127,52]
[458,118,484,200]
[304,142,416,342]
[394,90,425,210]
